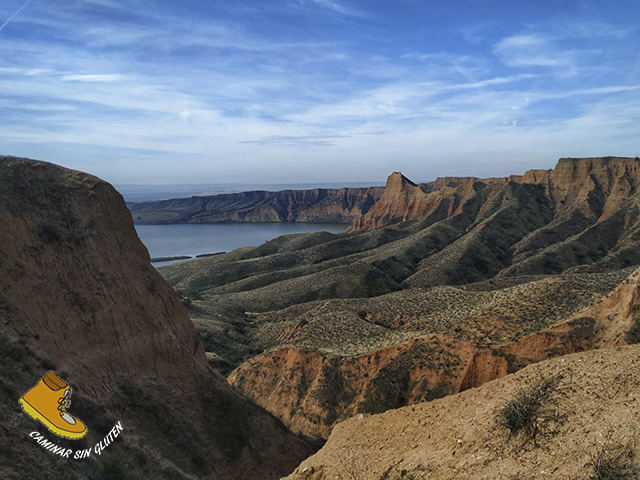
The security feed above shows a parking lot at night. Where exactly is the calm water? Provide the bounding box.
[135,223,347,266]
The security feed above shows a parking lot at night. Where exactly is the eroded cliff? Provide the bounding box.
[160,156,640,443]
[350,156,640,231]
[285,344,640,480]
[0,157,311,480]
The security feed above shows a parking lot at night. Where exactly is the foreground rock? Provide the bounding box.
[285,344,640,479]
[0,157,311,480]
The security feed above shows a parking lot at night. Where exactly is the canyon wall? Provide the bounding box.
[0,157,311,480]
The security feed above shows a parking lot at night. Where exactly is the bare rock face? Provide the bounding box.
[350,157,640,231]
[228,336,509,440]
[348,172,485,231]
[547,157,640,220]
[0,157,311,479]
[0,157,205,395]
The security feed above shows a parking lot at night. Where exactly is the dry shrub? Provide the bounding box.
[497,373,565,446]
[587,431,639,480]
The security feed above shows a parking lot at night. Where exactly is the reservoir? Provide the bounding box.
[135,223,347,266]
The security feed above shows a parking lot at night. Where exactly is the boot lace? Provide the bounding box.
[57,389,71,413]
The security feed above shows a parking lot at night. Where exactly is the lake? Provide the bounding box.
[135,223,347,266]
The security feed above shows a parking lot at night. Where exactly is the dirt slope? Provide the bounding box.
[285,344,640,480]
[0,157,204,394]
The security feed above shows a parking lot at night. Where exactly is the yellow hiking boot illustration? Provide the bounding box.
[19,371,87,439]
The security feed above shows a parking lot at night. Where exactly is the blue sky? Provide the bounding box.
[1,0,639,185]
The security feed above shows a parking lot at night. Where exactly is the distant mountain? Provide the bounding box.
[117,181,381,203]
[158,156,640,442]
[129,186,384,224]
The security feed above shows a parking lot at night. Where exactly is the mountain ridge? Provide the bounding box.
[129,186,384,224]
[350,156,640,231]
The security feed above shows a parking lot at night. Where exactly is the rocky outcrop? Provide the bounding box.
[350,157,640,231]
[0,157,311,480]
[348,172,491,231]
[129,186,383,224]
[227,305,602,441]
[542,157,640,220]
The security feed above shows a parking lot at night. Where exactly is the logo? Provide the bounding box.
[20,370,124,460]
[19,370,87,439]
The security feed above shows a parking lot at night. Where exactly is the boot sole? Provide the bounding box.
[19,397,87,439]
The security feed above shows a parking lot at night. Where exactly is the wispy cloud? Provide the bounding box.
[0,0,31,34]
[308,0,365,17]
[0,1,638,184]
[548,18,637,41]
[61,74,126,82]
[239,134,350,147]
[455,22,492,44]
[494,33,574,68]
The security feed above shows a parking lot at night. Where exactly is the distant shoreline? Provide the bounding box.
[150,252,226,263]
[150,255,192,262]
[138,222,347,267]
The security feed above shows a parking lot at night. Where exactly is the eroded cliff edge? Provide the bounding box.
[349,156,640,231]
[285,344,640,479]
[0,156,311,480]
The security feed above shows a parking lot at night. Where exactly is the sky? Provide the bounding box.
[0,0,639,186]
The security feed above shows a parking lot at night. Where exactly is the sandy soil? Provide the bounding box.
[285,344,640,480]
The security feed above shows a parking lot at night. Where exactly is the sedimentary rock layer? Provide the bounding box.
[129,186,383,224]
